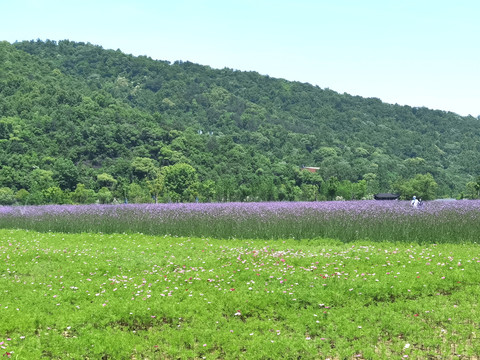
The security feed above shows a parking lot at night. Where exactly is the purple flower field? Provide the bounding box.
[1,200,480,242]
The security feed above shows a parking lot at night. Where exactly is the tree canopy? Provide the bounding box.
[0,39,479,204]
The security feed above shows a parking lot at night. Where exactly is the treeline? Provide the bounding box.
[0,161,450,205]
[1,39,480,205]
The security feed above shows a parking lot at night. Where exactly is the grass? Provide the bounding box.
[1,229,479,359]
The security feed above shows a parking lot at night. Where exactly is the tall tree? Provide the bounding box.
[162,163,198,202]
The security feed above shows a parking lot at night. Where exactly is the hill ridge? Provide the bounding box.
[0,39,479,203]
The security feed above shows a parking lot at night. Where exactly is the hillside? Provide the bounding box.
[1,39,480,203]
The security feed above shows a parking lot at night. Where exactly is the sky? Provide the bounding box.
[2,0,479,117]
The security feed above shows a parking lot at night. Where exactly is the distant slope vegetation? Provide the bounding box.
[1,39,479,202]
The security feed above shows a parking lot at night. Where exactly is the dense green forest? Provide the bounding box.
[1,39,480,205]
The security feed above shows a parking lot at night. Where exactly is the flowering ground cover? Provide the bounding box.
[1,200,480,243]
[1,229,479,359]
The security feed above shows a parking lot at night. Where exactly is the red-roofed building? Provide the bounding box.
[302,167,320,173]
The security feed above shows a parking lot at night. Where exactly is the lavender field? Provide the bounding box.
[1,200,480,243]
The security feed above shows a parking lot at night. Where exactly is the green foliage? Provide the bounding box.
[0,166,18,189]
[71,183,97,204]
[0,186,15,205]
[146,173,164,203]
[337,179,367,200]
[299,183,318,201]
[53,158,79,190]
[0,117,15,140]
[464,176,480,199]
[0,39,479,202]
[42,186,69,204]
[29,169,56,192]
[131,157,157,181]
[325,177,340,200]
[394,173,438,200]
[127,182,150,203]
[198,179,216,202]
[15,188,30,204]
[97,187,113,204]
[96,173,117,190]
[162,163,199,202]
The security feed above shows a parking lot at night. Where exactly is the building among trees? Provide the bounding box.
[374,193,400,200]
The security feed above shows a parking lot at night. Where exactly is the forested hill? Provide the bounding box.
[1,39,480,204]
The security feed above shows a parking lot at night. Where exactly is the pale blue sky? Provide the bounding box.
[2,0,479,116]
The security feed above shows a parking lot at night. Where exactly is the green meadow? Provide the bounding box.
[1,229,479,359]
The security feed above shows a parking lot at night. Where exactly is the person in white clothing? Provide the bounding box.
[411,196,419,207]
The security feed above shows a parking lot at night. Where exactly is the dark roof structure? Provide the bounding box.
[374,193,400,200]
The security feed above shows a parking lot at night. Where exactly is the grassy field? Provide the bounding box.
[1,229,479,359]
